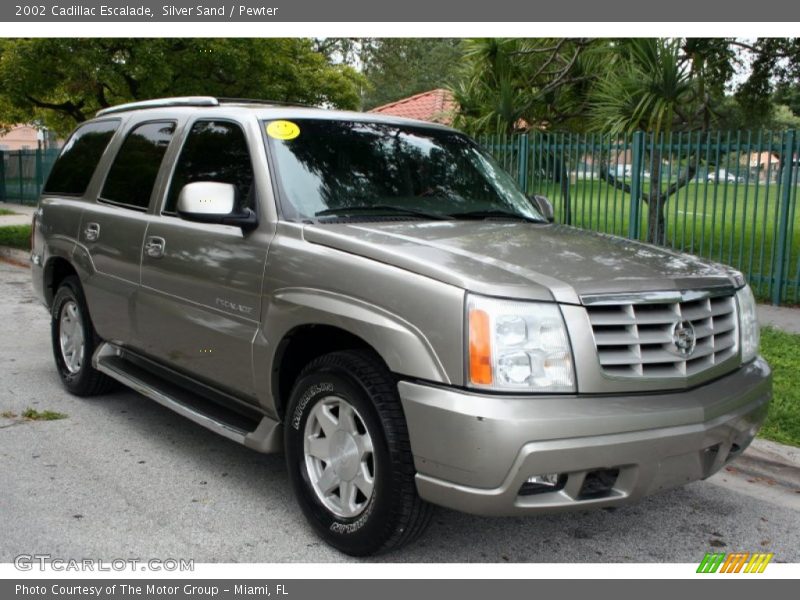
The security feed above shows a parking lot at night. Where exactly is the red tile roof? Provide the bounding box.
[369,89,456,125]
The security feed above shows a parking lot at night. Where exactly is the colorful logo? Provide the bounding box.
[697,552,774,573]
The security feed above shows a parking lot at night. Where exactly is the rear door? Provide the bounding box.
[79,120,177,343]
[137,118,268,401]
[35,119,120,305]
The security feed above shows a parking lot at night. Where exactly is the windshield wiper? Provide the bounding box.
[315,205,453,220]
[447,209,542,223]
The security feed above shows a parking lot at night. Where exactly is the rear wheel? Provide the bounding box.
[284,350,432,556]
[51,276,116,396]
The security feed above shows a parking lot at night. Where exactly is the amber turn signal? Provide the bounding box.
[468,308,493,385]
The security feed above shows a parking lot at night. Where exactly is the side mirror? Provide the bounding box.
[529,194,555,223]
[176,182,257,231]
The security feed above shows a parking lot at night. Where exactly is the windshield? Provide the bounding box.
[263,119,544,222]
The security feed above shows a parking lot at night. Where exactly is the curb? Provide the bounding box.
[757,304,800,335]
[0,246,30,268]
[731,439,800,492]
[749,438,800,467]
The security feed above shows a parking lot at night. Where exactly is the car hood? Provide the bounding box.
[303,221,740,304]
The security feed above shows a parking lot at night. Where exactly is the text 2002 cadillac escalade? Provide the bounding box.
[31,97,771,555]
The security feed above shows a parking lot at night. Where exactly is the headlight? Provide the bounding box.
[466,294,575,392]
[736,285,759,363]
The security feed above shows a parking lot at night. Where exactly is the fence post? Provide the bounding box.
[772,129,796,305]
[35,147,43,198]
[18,152,24,201]
[627,131,645,240]
[0,150,5,202]
[559,133,571,226]
[517,134,529,194]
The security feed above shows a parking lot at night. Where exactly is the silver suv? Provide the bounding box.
[31,97,771,556]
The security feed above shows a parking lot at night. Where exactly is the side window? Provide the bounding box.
[165,120,255,214]
[100,121,176,210]
[43,120,119,195]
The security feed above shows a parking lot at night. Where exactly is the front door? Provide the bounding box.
[137,119,268,401]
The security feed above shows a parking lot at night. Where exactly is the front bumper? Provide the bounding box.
[399,358,771,516]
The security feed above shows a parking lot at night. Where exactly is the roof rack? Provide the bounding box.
[95,96,313,117]
[216,97,312,108]
[95,96,219,117]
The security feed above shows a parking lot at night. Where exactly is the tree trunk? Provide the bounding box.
[645,151,666,245]
[647,194,667,246]
[560,159,571,225]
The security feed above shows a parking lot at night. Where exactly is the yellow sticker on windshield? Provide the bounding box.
[266,120,300,140]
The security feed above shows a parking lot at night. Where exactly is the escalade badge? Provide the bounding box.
[671,320,696,357]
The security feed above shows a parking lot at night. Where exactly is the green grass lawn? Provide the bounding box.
[0,224,30,250]
[0,208,18,216]
[759,327,800,447]
[533,180,800,304]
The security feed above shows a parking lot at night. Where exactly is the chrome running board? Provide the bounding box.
[93,342,282,452]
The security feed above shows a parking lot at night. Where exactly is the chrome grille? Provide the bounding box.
[585,292,738,378]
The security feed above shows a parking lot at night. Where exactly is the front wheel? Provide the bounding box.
[284,350,432,556]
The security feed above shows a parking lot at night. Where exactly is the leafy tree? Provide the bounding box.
[770,104,800,129]
[451,38,600,135]
[732,38,800,122]
[588,39,700,244]
[773,82,800,116]
[452,37,800,135]
[359,38,463,109]
[680,38,738,130]
[0,38,365,135]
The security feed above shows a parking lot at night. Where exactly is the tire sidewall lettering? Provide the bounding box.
[329,494,375,534]
[291,382,334,430]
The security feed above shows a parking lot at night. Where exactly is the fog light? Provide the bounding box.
[519,473,566,496]
[528,473,560,485]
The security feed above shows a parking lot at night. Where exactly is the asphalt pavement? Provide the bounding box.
[1,260,799,563]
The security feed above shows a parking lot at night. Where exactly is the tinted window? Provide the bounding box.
[264,119,541,222]
[43,120,119,195]
[165,120,254,213]
[100,121,176,209]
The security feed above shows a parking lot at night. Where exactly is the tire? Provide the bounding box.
[284,350,433,556]
[50,276,117,396]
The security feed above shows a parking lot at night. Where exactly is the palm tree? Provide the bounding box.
[589,38,699,245]
[451,38,598,135]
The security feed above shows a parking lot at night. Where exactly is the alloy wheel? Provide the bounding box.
[303,395,376,518]
[59,300,85,374]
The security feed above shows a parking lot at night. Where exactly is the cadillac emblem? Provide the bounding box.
[671,320,696,357]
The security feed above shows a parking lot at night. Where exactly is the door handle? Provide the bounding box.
[84,222,100,242]
[144,236,166,259]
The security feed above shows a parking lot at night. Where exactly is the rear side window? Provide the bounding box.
[43,120,119,195]
[164,120,254,213]
[100,121,176,210]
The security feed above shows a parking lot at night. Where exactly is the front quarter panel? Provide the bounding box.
[254,223,465,413]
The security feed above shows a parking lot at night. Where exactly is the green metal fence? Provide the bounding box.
[480,130,800,305]
[2,133,799,305]
[0,148,60,206]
